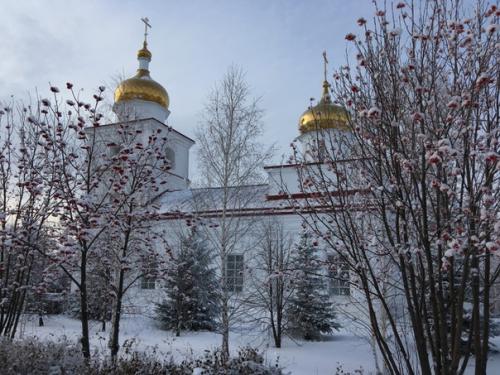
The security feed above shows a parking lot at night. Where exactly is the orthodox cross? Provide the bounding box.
[322,51,329,82]
[141,17,152,43]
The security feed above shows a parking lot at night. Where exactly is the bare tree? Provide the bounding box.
[244,218,294,348]
[42,84,114,360]
[93,124,170,360]
[287,1,499,374]
[0,101,59,338]
[0,79,172,361]
[41,83,170,360]
[195,66,272,360]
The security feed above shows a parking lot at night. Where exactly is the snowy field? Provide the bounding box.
[16,315,500,374]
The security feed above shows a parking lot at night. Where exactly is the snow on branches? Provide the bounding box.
[287,1,500,373]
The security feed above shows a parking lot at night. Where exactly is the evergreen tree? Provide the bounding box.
[156,228,218,336]
[286,228,339,340]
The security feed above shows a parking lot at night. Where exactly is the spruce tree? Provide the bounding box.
[156,228,218,336]
[286,228,339,340]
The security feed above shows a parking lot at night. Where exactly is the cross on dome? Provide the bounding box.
[141,17,151,44]
[322,50,328,82]
[321,51,331,102]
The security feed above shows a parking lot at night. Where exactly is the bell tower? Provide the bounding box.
[98,18,195,190]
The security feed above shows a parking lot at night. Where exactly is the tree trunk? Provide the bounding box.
[80,251,91,360]
[221,296,230,362]
[109,268,125,360]
[270,312,280,348]
[481,251,491,375]
[274,327,281,348]
[276,311,282,348]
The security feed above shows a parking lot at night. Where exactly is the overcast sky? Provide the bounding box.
[1,0,377,179]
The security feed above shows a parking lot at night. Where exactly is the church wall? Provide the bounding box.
[266,166,302,195]
[123,209,370,329]
[265,159,364,199]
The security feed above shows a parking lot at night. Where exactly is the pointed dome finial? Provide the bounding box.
[141,17,151,44]
[137,41,152,61]
[321,51,331,103]
[322,51,328,81]
[137,18,152,62]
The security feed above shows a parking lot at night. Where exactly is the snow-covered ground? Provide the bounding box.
[17,314,500,374]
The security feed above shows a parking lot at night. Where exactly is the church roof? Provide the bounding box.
[154,182,372,220]
[156,184,271,213]
[154,184,313,220]
[99,117,195,144]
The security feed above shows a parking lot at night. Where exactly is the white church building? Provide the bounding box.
[96,36,357,318]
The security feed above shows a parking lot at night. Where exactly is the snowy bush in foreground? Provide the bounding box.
[0,338,282,375]
[0,337,88,375]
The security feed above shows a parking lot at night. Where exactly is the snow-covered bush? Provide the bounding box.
[0,337,282,374]
[0,336,88,375]
[95,347,282,375]
[188,346,282,375]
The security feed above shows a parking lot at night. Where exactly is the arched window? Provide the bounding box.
[165,147,175,169]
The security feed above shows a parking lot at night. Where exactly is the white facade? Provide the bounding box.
[96,116,362,320]
[100,43,366,324]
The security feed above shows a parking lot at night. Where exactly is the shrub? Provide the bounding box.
[0,337,282,375]
[0,337,88,375]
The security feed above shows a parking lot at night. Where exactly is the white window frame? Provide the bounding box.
[141,276,156,290]
[225,254,244,293]
[141,263,157,290]
[328,255,350,296]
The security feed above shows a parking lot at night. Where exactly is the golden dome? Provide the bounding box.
[299,81,349,133]
[114,70,169,109]
[137,42,152,60]
[114,42,169,109]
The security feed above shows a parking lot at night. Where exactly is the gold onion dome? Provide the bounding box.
[137,44,152,60]
[114,42,169,109]
[299,80,349,133]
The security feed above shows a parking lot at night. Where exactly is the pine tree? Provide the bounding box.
[286,228,339,340]
[156,228,219,336]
